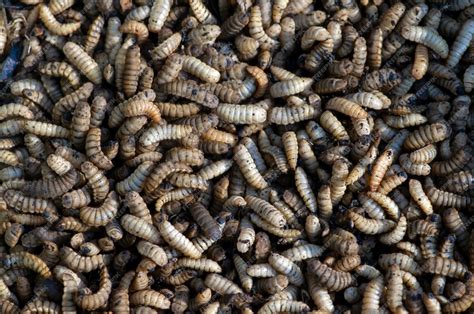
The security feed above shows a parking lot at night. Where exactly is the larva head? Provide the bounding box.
[80,161,96,174]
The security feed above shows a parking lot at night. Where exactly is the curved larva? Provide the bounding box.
[400,25,448,58]
[52,82,94,124]
[249,5,279,50]
[216,103,267,124]
[39,4,80,36]
[379,215,407,245]
[116,162,154,196]
[143,162,191,196]
[81,162,109,202]
[3,252,51,278]
[109,90,156,128]
[156,218,201,259]
[119,20,149,43]
[233,144,268,190]
[46,154,72,176]
[75,265,112,311]
[39,62,81,89]
[301,25,332,50]
[47,0,74,14]
[84,15,104,55]
[399,153,431,176]
[79,191,118,227]
[408,179,433,215]
[21,169,78,199]
[268,253,304,286]
[122,100,161,124]
[366,192,399,220]
[250,213,302,238]
[85,128,113,171]
[426,184,471,209]
[404,122,451,150]
[307,259,355,292]
[348,211,396,235]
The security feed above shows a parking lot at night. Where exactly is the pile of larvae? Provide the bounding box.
[0,0,472,313]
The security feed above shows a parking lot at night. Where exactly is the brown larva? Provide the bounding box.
[156,217,201,259]
[120,214,162,245]
[3,252,51,278]
[80,191,118,227]
[158,80,219,108]
[63,42,102,84]
[39,4,80,36]
[120,20,149,43]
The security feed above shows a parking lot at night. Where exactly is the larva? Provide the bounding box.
[156,217,201,258]
[3,252,51,278]
[39,4,80,36]
[294,167,317,213]
[158,80,219,108]
[75,265,112,311]
[181,55,220,83]
[233,144,268,190]
[326,97,368,118]
[269,104,319,125]
[120,20,149,43]
[81,161,109,202]
[308,259,355,292]
[216,103,267,124]
[84,15,104,55]
[148,0,172,33]
[246,195,286,228]
[189,0,218,24]
[270,77,313,97]
[151,32,182,61]
[129,290,171,309]
[122,45,141,97]
[63,42,102,84]
[79,191,118,227]
[204,273,243,295]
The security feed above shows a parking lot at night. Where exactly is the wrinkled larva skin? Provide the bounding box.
[1,0,473,312]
